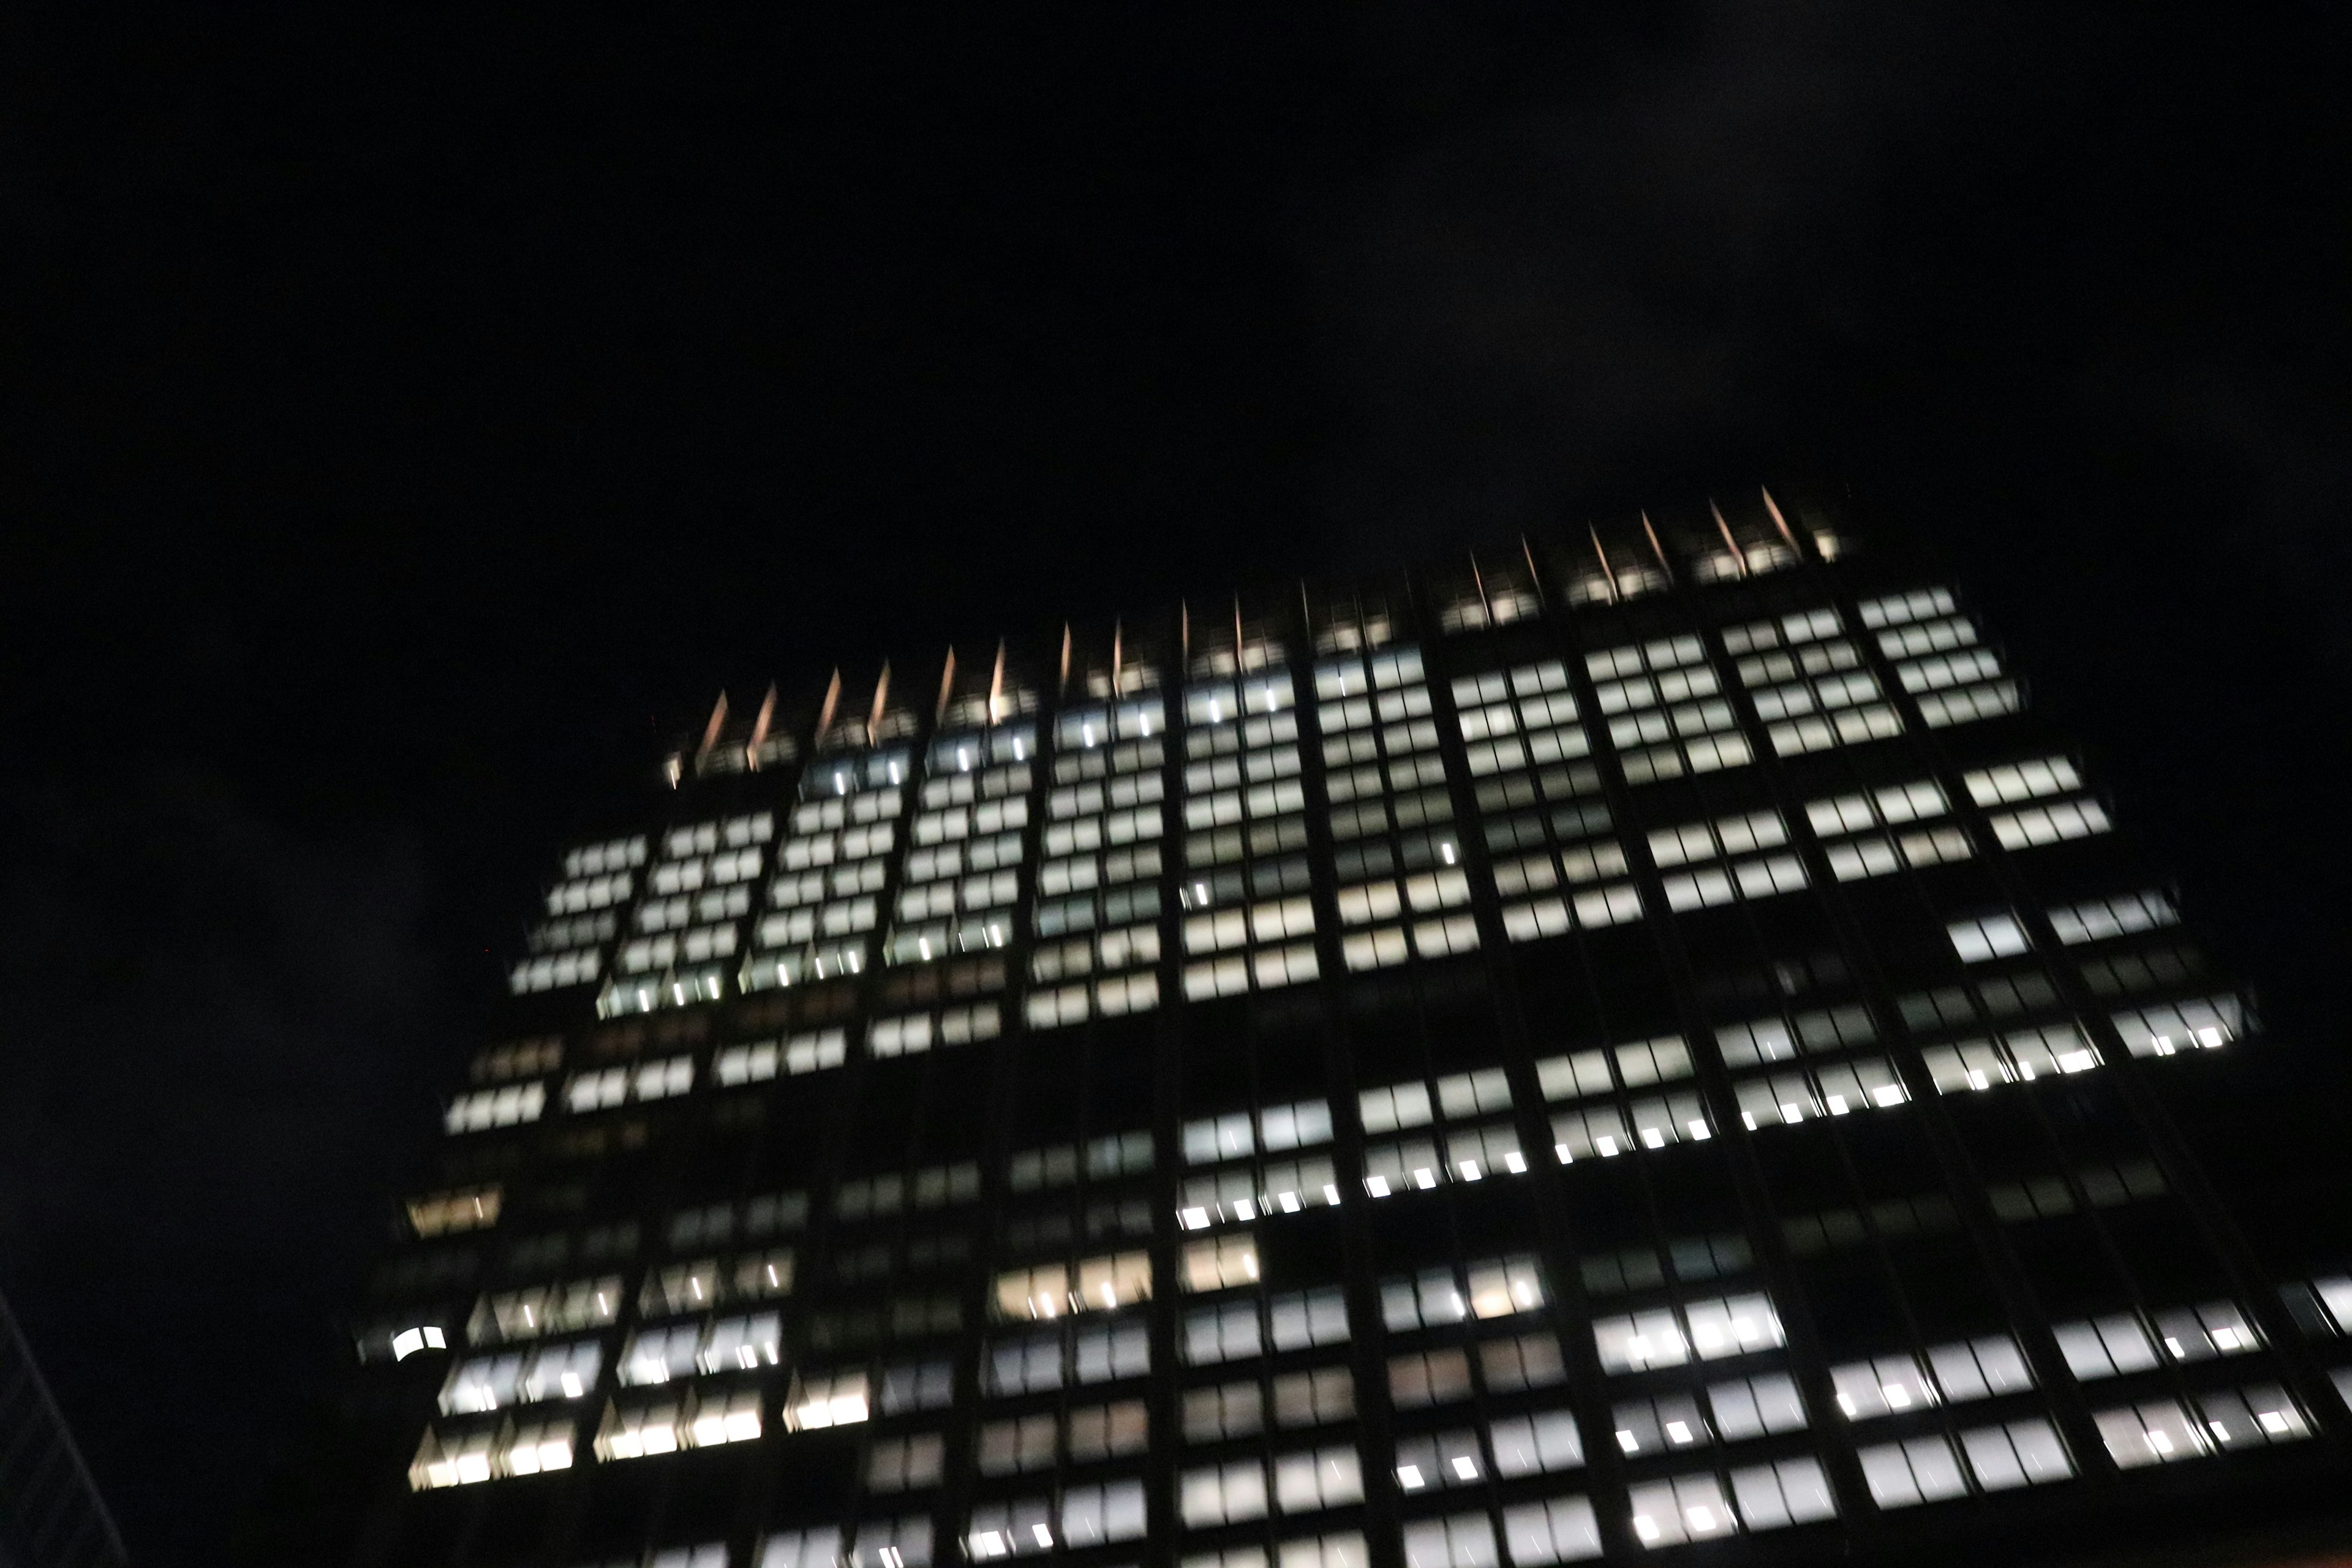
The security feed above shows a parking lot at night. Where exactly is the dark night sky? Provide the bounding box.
[1,6,2348,1563]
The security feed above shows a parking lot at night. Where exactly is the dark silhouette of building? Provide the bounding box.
[0,1289,128,1568]
[326,492,2352,1568]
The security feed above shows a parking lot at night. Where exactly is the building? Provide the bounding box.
[331,491,2352,1568]
[0,1287,129,1568]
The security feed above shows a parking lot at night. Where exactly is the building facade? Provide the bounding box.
[334,492,2352,1568]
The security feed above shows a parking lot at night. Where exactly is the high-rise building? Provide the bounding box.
[0,1287,129,1568]
[326,492,2352,1568]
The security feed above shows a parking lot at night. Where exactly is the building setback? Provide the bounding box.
[331,491,2352,1568]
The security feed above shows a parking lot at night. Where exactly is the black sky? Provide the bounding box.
[2,5,2348,1563]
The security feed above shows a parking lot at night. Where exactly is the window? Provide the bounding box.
[868,1003,1001,1057]
[1185,1234,1261,1292]
[1184,1380,1267,1442]
[716,1028,848,1085]
[1273,1533,1371,1568]
[993,1251,1152,1320]
[1626,1474,1736,1546]
[2193,1385,2312,1449]
[1395,1429,1485,1491]
[1182,1290,1349,1365]
[1732,1057,1909,1128]
[1648,810,1806,910]
[976,1401,1147,1473]
[1389,1349,1474,1408]
[510,948,603,995]
[1500,1497,1602,1566]
[880,1357,955,1414]
[1715,1006,1875,1067]
[2152,1302,2261,1362]
[1008,1132,1155,1192]
[1183,1101,1336,1164]
[1593,1294,1785,1373]
[619,1311,781,1385]
[1182,1460,1270,1528]
[469,1276,622,1344]
[968,1480,1147,1555]
[2111,996,2242,1057]
[1959,1418,2074,1491]
[1738,634,1901,758]
[2094,1400,2207,1468]
[2051,1313,2159,1379]
[1581,1234,1754,1295]
[1706,1373,1807,1439]
[1274,1367,1356,1427]
[1920,1023,2099,1094]
[596,1387,763,1458]
[1550,1093,1710,1161]
[786,1370,872,1429]
[444,1081,548,1134]
[409,1185,501,1239]
[1275,1446,1365,1512]
[1452,661,1589,778]
[836,1162,981,1219]
[867,1433,946,1492]
[1382,1259,1544,1330]
[1480,1333,1568,1392]
[407,1417,575,1489]
[984,1320,1151,1392]
[563,834,648,878]
[439,1340,601,1414]
[1856,1436,1967,1508]
[1401,1513,1499,1568]
[1537,1038,1691,1099]
[1490,1410,1584,1476]
[1947,912,2030,963]
[2049,890,2179,946]
[1177,1155,1343,1229]
[1587,637,1752,783]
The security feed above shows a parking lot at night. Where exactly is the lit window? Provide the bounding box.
[1500,1497,1603,1566]
[1184,1234,1261,1292]
[407,1185,500,1239]
[469,1276,620,1345]
[2094,1399,2206,1469]
[1394,1428,1485,1491]
[1176,1154,1341,1229]
[439,1339,601,1414]
[1857,1436,1967,1508]
[1732,1057,1909,1128]
[1402,1512,1499,1568]
[1947,911,2030,962]
[1488,1409,1584,1479]
[2110,996,2242,1057]
[1594,1294,1784,1374]
[1381,1258,1543,1330]
[1706,1373,1807,1439]
[443,1081,548,1134]
[984,1321,1150,1393]
[407,1417,575,1489]
[2193,1385,2312,1449]
[784,1370,870,1430]
[1182,1101,1335,1164]
[1612,1392,1711,1457]
[562,834,647,878]
[1959,1417,2074,1490]
[967,1479,1148,1557]
[2048,889,2179,945]
[1920,1025,2100,1093]
[993,1251,1152,1321]
[1180,1459,1270,1528]
[597,1386,762,1458]
[1537,1036,1693,1098]
[1626,1474,1738,1546]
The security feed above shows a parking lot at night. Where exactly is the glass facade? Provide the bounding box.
[338,495,2351,1568]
